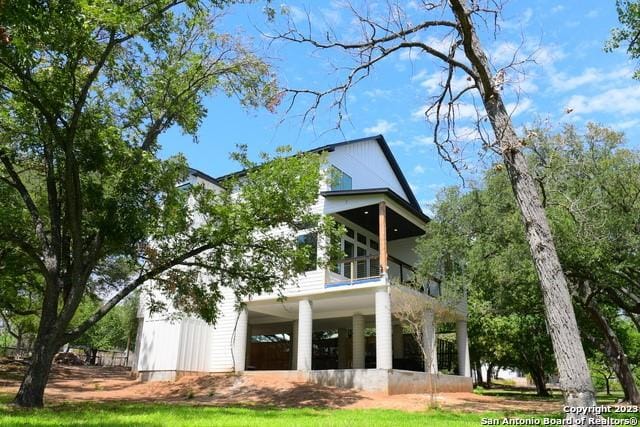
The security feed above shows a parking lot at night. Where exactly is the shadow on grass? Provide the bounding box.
[474,384,562,401]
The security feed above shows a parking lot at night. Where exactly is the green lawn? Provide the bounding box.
[0,401,558,427]
[0,392,635,426]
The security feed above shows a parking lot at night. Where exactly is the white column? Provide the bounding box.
[375,288,393,370]
[291,320,298,370]
[352,314,365,369]
[337,328,348,369]
[234,308,248,372]
[456,319,471,377]
[392,323,404,360]
[423,309,438,374]
[297,299,313,371]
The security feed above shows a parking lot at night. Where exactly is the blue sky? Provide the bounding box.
[159,1,639,213]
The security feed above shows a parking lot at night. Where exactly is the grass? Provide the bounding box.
[0,389,636,426]
[474,382,628,405]
[0,401,559,427]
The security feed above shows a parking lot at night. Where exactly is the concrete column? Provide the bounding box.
[423,309,438,374]
[337,328,348,369]
[297,299,313,371]
[291,320,298,370]
[392,323,404,360]
[375,288,393,370]
[234,308,248,372]
[456,319,471,377]
[352,314,365,369]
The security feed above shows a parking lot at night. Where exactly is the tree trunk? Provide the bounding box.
[585,299,640,404]
[13,331,58,407]
[450,0,597,413]
[604,375,610,396]
[530,365,550,397]
[486,363,494,389]
[475,361,484,387]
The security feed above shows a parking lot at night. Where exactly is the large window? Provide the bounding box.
[329,166,352,191]
[334,225,379,279]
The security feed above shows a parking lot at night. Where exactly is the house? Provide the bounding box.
[133,135,472,394]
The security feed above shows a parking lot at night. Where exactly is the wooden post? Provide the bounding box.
[379,201,388,275]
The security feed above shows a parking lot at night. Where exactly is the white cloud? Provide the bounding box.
[364,88,392,99]
[586,9,599,18]
[399,36,456,61]
[399,47,420,61]
[388,135,433,151]
[550,67,633,92]
[565,85,640,115]
[413,164,425,174]
[499,8,533,30]
[285,5,308,23]
[414,70,474,98]
[364,119,397,134]
[611,119,640,131]
[505,98,533,118]
[412,101,480,122]
[551,5,565,13]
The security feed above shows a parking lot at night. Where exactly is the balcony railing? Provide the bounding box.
[325,255,441,297]
[326,255,417,286]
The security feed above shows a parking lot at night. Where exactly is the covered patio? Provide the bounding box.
[232,283,472,394]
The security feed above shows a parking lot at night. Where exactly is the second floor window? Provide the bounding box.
[329,166,352,191]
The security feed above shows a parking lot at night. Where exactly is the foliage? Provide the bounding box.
[0,0,339,406]
[608,1,640,78]
[417,173,555,393]
[418,124,640,395]
[71,295,139,352]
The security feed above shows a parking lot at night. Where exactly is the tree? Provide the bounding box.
[270,0,596,412]
[419,124,640,402]
[608,0,640,78]
[71,295,139,364]
[417,179,556,397]
[527,124,640,403]
[0,1,338,408]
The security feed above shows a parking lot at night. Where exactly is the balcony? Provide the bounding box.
[325,254,441,297]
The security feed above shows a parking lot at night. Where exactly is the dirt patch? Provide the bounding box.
[0,363,562,412]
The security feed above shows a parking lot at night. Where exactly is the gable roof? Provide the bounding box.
[307,135,421,212]
[196,134,423,213]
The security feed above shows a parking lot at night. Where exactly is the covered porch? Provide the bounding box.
[233,284,472,393]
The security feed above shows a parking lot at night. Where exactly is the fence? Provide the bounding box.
[1,346,132,367]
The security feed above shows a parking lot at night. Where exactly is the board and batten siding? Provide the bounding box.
[176,317,212,372]
[136,318,182,372]
[209,286,242,372]
[327,139,408,200]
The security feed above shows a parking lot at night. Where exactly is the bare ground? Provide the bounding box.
[0,364,562,413]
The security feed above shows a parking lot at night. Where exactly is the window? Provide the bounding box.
[329,166,352,191]
[297,233,318,271]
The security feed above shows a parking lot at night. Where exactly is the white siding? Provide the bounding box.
[328,139,408,200]
[176,317,212,372]
[388,236,419,267]
[136,318,181,372]
[209,287,240,372]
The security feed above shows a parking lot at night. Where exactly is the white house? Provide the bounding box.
[133,135,472,394]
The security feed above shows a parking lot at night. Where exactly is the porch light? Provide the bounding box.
[393,228,398,232]
[364,210,369,214]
